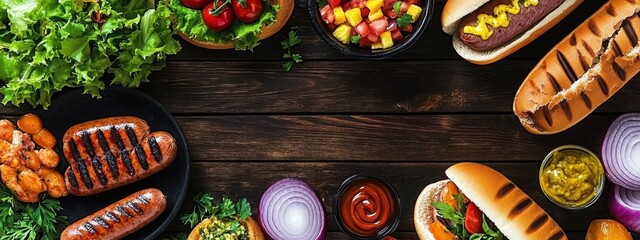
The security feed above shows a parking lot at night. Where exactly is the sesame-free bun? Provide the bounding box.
[188,216,265,240]
[441,0,583,64]
[414,162,568,240]
[177,0,294,49]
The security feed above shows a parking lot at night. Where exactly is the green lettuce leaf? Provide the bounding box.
[0,0,181,108]
[164,0,278,51]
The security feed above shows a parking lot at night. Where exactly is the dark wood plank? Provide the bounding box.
[138,61,640,114]
[177,115,618,161]
[170,1,604,61]
[164,162,620,235]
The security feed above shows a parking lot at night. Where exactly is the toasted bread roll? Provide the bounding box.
[514,0,640,134]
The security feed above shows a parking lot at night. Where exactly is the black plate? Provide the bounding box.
[37,86,190,240]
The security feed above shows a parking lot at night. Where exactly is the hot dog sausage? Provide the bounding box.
[457,0,565,51]
[60,188,167,240]
[64,116,177,196]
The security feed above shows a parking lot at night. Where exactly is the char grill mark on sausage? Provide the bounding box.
[115,206,132,219]
[509,198,533,218]
[569,34,576,46]
[84,223,96,234]
[596,75,610,95]
[110,126,135,175]
[67,170,79,189]
[69,139,93,189]
[126,126,148,170]
[613,40,623,56]
[578,56,590,72]
[81,131,107,185]
[138,194,150,204]
[148,136,162,163]
[550,231,567,240]
[96,129,119,178]
[527,214,549,233]
[495,182,515,199]
[104,211,120,223]
[581,94,592,109]
[127,201,143,215]
[94,217,110,228]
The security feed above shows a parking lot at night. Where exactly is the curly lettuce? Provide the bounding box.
[164,0,277,51]
[0,0,181,108]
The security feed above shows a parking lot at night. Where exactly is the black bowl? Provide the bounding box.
[37,86,190,240]
[308,0,434,59]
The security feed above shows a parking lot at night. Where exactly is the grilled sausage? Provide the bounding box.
[63,117,177,196]
[60,188,167,240]
[457,0,565,51]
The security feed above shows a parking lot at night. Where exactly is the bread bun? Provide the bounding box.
[414,162,567,240]
[441,0,583,65]
[188,216,265,240]
[176,0,294,49]
[513,0,640,134]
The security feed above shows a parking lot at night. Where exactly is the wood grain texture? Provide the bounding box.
[177,115,617,161]
[163,162,622,235]
[138,61,640,114]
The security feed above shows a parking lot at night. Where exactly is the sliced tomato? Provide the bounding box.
[391,30,403,42]
[366,33,379,43]
[355,22,371,37]
[361,7,370,17]
[465,202,483,234]
[320,5,335,24]
[368,18,388,36]
[359,37,373,47]
[400,23,413,32]
[429,221,456,240]
[382,0,396,11]
[328,0,341,8]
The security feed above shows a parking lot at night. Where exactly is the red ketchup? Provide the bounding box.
[339,177,396,237]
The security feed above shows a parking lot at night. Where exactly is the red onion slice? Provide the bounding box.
[259,178,326,240]
[609,185,640,232]
[602,113,640,190]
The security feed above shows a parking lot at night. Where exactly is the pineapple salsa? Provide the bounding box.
[319,0,422,49]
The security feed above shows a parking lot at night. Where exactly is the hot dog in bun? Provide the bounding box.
[514,0,640,135]
[441,0,583,64]
[414,162,567,240]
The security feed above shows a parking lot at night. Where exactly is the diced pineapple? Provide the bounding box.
[371,40,383,49]
[345,8,362,26]
[333,6,347,24]
[406,4,422,23]
[365,0,383,11]
[379,31,394,49]
[368,8,383,21]
[333,24,352,44]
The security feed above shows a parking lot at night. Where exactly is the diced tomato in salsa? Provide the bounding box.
[328,0,342,8]
[369,18,387,36]
[359,37,374,47]
[391,30,403,42]
[355,22,371,37]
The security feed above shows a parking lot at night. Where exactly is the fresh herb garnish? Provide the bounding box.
[432,194,506,240]
[281,27,303,72]
[396,14,413,28]
[180,193,252,228]
[0,184,67,240]
[393,1,402,15]
[161,232,188,240]
[350,35,362,44]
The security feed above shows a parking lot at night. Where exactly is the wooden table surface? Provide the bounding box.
[8,0,640,239]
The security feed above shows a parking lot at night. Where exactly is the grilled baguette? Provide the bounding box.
[513,0,640,134]
[414,162,567,240]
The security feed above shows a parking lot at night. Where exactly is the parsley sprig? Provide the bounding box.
[281,27,303,72]
[180,193,252,229]
[432,194,505,240]
[0,184,67,240]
